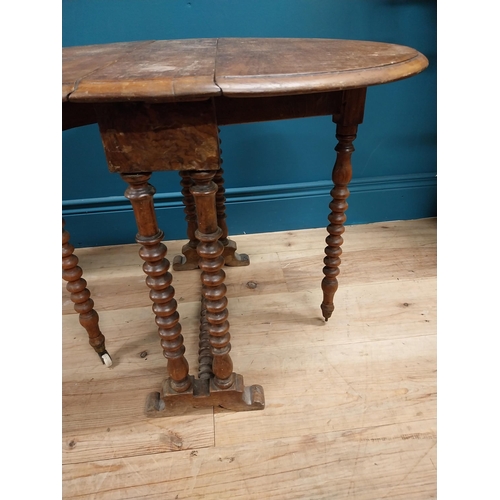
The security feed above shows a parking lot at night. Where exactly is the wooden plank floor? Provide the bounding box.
[62,218,437,499]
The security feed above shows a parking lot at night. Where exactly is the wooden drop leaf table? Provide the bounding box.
[62,38,428,416]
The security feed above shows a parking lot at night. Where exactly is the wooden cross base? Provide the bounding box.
[173,239,250,271]
[145,374,265,416]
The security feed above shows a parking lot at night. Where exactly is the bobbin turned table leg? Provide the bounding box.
[191,170,235,390]
[122,173,192,394]
[172,172,199,271]
[173,151,250,270]
[214,167,250,267]
[62,219,112,367]
[321,88,366,321]
[146,170,264,416]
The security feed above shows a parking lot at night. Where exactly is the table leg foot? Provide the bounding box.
[172,243,199,271]
[99,351,113,367]
[145,374,265,417]
[174,239,250,271]
[222,239,250,267]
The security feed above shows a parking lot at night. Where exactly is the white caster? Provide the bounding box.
[100,352,113,368]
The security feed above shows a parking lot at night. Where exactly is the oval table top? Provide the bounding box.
[62,38,428,103]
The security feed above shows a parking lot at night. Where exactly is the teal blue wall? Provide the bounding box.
[62,0,436,247]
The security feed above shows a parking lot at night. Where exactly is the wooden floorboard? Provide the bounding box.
[62,218,437,499]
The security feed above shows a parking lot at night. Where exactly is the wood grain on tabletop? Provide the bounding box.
[63,38,428,102]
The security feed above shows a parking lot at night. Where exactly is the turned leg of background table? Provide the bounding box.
[122,173,192,393]
[172,172,199,271]
[173,147,250,271]
[321,88,366,321]
[62,219,112,367]
[214,167,250,267]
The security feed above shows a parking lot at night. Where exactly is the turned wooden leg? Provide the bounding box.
[172,172,199,271]
[122,172,191,393]
[321,87,367,322]
[173,139,249,271]
[190,170,235,389]
[321,125,357,321]
[214,166,250,267]
[62,219,112,367]
[145,170,264,416]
